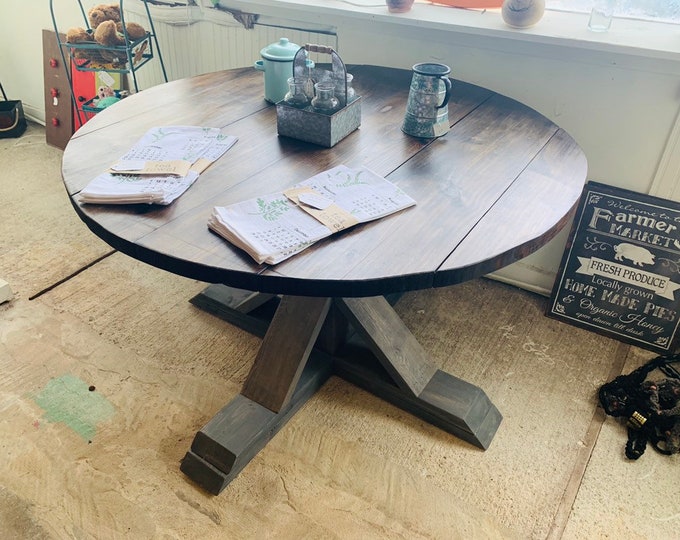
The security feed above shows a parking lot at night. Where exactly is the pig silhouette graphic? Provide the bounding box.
[613,243,655,267]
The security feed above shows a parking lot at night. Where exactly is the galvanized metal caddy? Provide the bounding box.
[276,44,361,148]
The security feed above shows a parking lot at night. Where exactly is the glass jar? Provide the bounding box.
[344,73,356,102]
[283,77,310,108]
[334,73,356,104]
[311,82,340,114]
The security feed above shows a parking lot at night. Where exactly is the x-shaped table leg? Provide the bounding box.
[182,289,501,494]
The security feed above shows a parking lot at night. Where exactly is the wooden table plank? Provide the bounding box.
[63,68,496,277]
[88,86,573,297]
[256,95,559,295]
[68,68,269,140]
[435,128,588,284]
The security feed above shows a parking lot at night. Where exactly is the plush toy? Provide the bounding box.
[93,20,146,47]
[98,85,115,99]
[87,2,146,43]
[65,3,147,68]
[65,26,108,64]
[93,86,130,109]
[93,19,147,64]
[66,26,94,44]
[95,95,120,109]
[117,21,147,41]
[65,27,95,57]
[87,3,121,29]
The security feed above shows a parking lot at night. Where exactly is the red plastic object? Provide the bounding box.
[51,117,60,126]
[50,87,59,98]
[71,59,95,128]
[49,58,59,68]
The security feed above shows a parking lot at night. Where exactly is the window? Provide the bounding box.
[546,0,680,23]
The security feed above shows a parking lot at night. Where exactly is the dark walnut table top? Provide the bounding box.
[62,65,587,298]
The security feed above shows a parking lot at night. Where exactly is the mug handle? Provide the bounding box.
[437,76,452,109]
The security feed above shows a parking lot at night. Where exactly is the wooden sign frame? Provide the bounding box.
[548,182,680,354]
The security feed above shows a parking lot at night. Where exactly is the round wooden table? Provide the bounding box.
[62,65,587,494]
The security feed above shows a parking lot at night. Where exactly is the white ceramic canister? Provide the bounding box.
[254,38,314,104]
[501,0,545,28]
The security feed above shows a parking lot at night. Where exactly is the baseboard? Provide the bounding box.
[486,273,552,298]
[23,105,45,127]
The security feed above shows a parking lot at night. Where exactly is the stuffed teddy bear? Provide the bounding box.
[65,26,107,64]
[87,2,146,43]
[65,27,95,56]
[93,20,147,64]
[87,3,121,29]
[94,20,147,47]
[65,3,147,67]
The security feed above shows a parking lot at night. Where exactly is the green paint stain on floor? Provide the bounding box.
[34,374,115,440]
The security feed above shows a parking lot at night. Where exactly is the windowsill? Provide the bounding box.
[214,0,680,64]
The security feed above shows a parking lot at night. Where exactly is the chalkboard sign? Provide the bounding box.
[548,182,680,354]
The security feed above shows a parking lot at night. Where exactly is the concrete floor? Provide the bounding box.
[1,123,678,539]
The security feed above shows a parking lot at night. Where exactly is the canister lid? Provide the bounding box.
[260,38,301,62]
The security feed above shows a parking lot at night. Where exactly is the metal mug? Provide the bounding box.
[402,63,452,138]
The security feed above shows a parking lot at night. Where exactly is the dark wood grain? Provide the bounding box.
[61,66,583,297]
[436,127,588,284]
[241,295,331,413]
[337,296,436,396]
[181,351,333,495]
[332,337,502,450]
[189,284,278,338]
[262,94,560,294]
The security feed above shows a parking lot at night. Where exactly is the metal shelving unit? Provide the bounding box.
[49,0,168,125]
